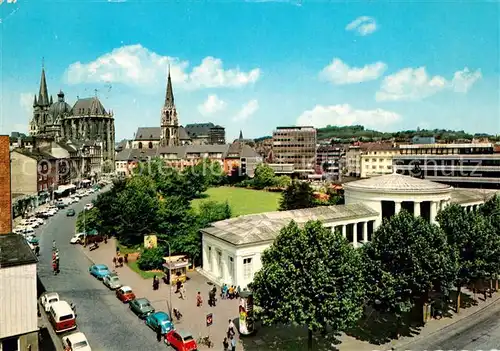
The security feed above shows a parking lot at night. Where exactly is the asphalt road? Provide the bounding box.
[398,297,500,350]
[36,190,166,351]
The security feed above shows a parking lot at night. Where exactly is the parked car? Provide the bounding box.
[40,292,60,312]
[36,211,50,219]
[164,330,198,351]
[62,331,91,351]
[70,233,85,244]
[89,264,111,280]
[129,298,155,319]
[23,227,35,235]
[103,272,122,290]
[145,311,174,334]
[116,286,136,303]
[84,203,93,210]
[66,209,76,216]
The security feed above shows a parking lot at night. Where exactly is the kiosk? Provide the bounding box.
[162,255,190,285]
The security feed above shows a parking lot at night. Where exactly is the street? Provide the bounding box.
[36,191,167,351]
[398,297,500,350]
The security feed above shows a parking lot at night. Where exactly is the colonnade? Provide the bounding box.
[393,199,451,223]
[464,204,479,213]
[333,220,376,247]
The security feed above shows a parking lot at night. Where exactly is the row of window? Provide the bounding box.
[207,247,254,281]
[365,165,392,170]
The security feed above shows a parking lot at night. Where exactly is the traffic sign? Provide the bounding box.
[206,313,213,327]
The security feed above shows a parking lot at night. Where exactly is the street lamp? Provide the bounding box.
[157,238,172,318]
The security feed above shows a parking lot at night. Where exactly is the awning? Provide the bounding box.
[82,179,91,183]
[55,184,77,193]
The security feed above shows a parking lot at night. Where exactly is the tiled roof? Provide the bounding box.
[201,203,379,246]
[135,127,161,141]
[451,188,500,204]
[72,97,108,116]
[12,148,56,161]
[179,126,190,140]
[184,123,214,137]
[0,234,38,268]
[344,173,452,193]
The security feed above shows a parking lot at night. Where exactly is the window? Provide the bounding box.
[228,256,234,281]
[243,257,253,280]
[217,251,222,277]
[138,142,143,149]
[207,246,212,271]
[148,142,153,149]
[1,337,19,351]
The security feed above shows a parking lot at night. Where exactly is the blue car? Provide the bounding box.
[89,264,111,280]
[145,311,174,334]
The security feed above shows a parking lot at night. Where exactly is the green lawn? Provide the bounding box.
[128,260,164,279]
[192,187,281,217]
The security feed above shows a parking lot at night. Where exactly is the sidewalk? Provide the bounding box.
[81,239,500,351]
[81,238,240,350]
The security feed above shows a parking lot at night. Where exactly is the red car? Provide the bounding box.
[165,330,198,351]
[116,286,136,303]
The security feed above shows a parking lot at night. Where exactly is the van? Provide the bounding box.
[49,301,76,333]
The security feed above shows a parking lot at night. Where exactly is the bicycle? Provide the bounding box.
[197,335,214,348]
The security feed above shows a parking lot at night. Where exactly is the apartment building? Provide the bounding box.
[208,125,226,145]
[316,145,344,175]
[272,126,316,173]
[360,143,399,178]
[393,143,500,189]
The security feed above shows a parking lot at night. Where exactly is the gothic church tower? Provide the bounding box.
[160,68,179,146]
[30,64,51,136]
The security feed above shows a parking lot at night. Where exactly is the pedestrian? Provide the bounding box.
[156,325,162,342]
[34,245,40,256]
[230,335,236,351]
[153,276,159,290]
[124,253,129,264]
[196,292,203,307]
[112,257,117,268]
[180,284,186,300]
[223,337,229,351]
[176,279,182,293]
[227,319,235,338]
[52,240,56,250]
[118,256,123,267]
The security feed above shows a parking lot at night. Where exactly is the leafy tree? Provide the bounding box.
[197,200,232,227]
[252,163,276,189]
[363,211,457,327]
[93,189,122,235]
[275,175,292,188]
[251,221,366,350]
[102,159,114,173]
[182,162,210,199]
[76,207,101,233]
[279,180,316,211]
[115,176,160,245]
[137,247,165,270]
[155,195,194,238]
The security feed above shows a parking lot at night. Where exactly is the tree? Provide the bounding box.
[94,188,123,235]
[115,176,160,245]
[251,221,366,350]
[363,211,457,327]
[76,207,101,233]
[102,159,114,173]
[275,175,292,188]
[279,181,315,211]
[252,163,276,189]
[197,200,232,227]
[437,204,498,312]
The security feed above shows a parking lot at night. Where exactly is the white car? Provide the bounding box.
[32,217,44,226]
[40,292,60,312]
[84,204,93,210]
[13,226,26,234]
[62,332,91,351]
[70,233,85,244]
[23,227,35,235]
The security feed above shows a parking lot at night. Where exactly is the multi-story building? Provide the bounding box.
[0,135,12,234]
[346,145,362,177]
[316,145,344,175]
[0,137,39,351]
[360,143,399,178]
[223,141,262,177]
[394,142,500,189]
[272,126,316,174]
[208,125,226,145]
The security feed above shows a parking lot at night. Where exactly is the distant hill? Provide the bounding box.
[254,126,499,143]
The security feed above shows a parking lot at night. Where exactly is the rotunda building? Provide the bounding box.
[344,173,452,227]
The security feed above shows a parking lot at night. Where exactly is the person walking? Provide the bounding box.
[179,284,186,300]
[227,319,235,338]
[230,335,236,351]
[156,325,162,342]
[118,256,123,267]
[222,337,229,351]
[52,240,56,251]
[196,292,203,307]
[112,257,117,268]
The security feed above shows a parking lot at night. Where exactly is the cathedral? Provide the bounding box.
[29,65,115,165]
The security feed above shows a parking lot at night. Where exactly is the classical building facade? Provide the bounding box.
[28,65,115,171]
[200,173,499,288]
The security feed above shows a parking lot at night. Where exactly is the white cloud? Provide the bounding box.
[297,104,401,130]
[345,16,378,36]
[64,44,261,90]
[198,94,227,116]
[233,100,259,122]
[376,67,482,101]
[319,58,386,85]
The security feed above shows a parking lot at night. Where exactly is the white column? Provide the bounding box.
[341,225,346,239]
[211,249,218,275]
[414,201,421,217]
[202,243,209,271]
[353,223,358,246]
[430,201,438,223]
[363,221,368,243]
[395,201,402,214]
[223,254,230,281]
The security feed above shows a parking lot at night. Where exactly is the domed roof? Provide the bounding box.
[49,91,72,119]
[344,173,452,193]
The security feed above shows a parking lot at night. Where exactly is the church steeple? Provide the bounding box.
[239,130,243,140]
[164,65,175,108]
[37,63,50,106]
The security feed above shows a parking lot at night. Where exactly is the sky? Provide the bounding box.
[1,0,499,141]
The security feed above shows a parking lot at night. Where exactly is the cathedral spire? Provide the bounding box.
[239,130,243,140]
[164,64,175,108]
[33,94,38,107]
[37,62,50,106]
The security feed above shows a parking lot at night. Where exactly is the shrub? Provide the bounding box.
[137,247,165,271]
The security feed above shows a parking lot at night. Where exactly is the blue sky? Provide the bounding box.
[1,1,499,141]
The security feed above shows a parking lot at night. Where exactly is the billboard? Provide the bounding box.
[144,234,157,249]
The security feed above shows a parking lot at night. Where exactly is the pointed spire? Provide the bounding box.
[38,61,50,106]
[164,64,175,108]
[239,130,243,140]
[49,95,53,105]
[33,94,38,107]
